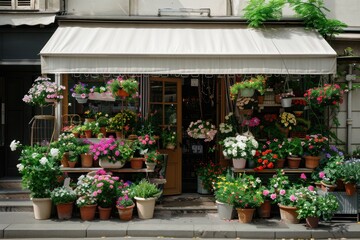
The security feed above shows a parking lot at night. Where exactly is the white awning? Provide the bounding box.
[0,13,56,26]
[40,23,337,74]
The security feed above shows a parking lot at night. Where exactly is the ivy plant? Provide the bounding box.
[243,0,347,38]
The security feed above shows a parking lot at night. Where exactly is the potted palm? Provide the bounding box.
[50,186,77,220]
[130,179,161,219]
[11,141,63,219]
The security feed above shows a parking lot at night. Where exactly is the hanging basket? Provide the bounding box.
[240,88,255,97]
[281,98,292,108]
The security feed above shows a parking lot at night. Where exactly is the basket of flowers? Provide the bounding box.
[23,76,66,106]
[230,75,267,99]
[107,76,139,100]
[304,84,344,109]
[70,82,90,104]
[187,120,217,142]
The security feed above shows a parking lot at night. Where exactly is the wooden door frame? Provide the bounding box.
[149,77,182,195]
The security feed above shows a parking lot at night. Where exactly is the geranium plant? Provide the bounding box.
[303,134,329,156]
[187,120,217,142]
[107,76,139,99]
[222,135,259,160]
[116,193,134,208]
[283,137,304,157]
[276,186,303,207]
[89,137,118,163]
[254,149,278,171]
[12,142,63,198]
[196,159,226,192]
[50,186,77,205]
[22,76,65,106]
[145,150,161,163]
[304,84,344,109]
[135,134,157,155]
[263,138,287,159]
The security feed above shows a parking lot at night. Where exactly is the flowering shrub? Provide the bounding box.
[304,84,344,108]
[222,135,258,160]
[268,170,291,197]
[91,172,119,208]
[12,142,62,198]
[213,174,237,204]
[74,175,94,197]
[196,160,226,192]
[136,134,157,154]
[231,174,264,208]
[50,186,77,205]
[254,149,278,171]
[70,82,89,98]
[303,134,329,156]
[107,110,137,133]
[279,112,296,130]
[277,186,303,207]
[283,137,304,157]
[76,195,97,207]
[22,77,65,106]
[263,139,287,159]
[230,75,267,99]
[187,120,217,142]
[89,137,119,163]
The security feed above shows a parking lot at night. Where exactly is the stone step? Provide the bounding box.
[0,178,22,190]
[0,200,33,212]
[0,189,30,200]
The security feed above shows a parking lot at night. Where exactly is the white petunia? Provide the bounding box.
[10,140,20,151]
[39,157,48,165]
[50,148,60,158]
[16,163,24,172]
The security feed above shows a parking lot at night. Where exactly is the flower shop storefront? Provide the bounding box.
[39,20,338,195]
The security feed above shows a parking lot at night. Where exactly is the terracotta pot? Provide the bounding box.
[117,204,135,221]
[304,155,320,169]
[278,204,299,224]
[98,206,112,220]
[279,127,289,138]
[239,109,253,116]
[116,89,129,97]
[84,130,92,138]
[81,154,93,168]
[115,131,124,139]
[336,179,345,191]
[306,216,319,228]
[99,127,107,136]
[130,157,144,169]
[80,204,97,221]
[73,132,80,138]
[56,202,73,220]
[276,158,285,168]
[257,95,265,104]
[315,182,322,189]
[68,161,77,168]
[344,182,357,196]
[32,198,52,220]
[274,94,281,104]
[320,181,337,192]
[287,156,301,169]
[293,111,303,117]
[236,208,255,223]
[258,200,271,218]
[232,158,246,169]
[61,152,70,167]
[128,134,138,140]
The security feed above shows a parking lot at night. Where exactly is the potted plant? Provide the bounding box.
[107,110,137,138]
[50,133,79,167]
[76,195,98,221]
[231,174,264,223]
[67,142,81,168]
[131,179,161,219]
[89,84,114,101]
[11,141,63,219]
[213,174,237,220]
[50,186,77,220]
[263,139,287,168]
[22,76,65,106]
[79,145,93,168]
[254,149,278,171]
[196,159,226,194]
[321,155,344,192]
[221,135,259,169]
[144,150,161,171]
[276,186,303,224]
[296,187,339,228]
[70,82,90,104]
[89,137,124,168]
[236,97,257,116]
[107,76,139,99]
[161,128,177,150]
[186,120,217,142]
[116,193,135,221]
[91,170,120,220]
[292,99,307,117]
[277,112,297,138]
[229,75,267,99]
[279,91,295,108]
[218,112,239,147]
[283,138,304,169]
[303,134,329,169]
[337,160,359,195]
[96,113,109,136]
[304,84,344,110]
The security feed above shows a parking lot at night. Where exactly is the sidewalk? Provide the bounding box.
[0,211,359,239]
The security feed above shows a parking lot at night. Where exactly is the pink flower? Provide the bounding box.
[262,190,270,196]
[289,195,297,202]
[308,185,315,191]
[97,189,102,194]
[115,150,120,156]
[93,192,98,197]
[96,182,104,188]
[319,171,325,179]
[300,173,307,180]
[270,193,277,200]
[109,185,113,189]
[142,140,147,145]
[279,189,286,195]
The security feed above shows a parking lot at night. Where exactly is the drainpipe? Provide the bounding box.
[55,73,62,140]
[346,64,356,154]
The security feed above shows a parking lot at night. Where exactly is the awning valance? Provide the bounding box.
[0,13,56,26]
[40,23,337,74]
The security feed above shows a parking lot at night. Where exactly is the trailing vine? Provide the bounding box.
[243,0,347,38]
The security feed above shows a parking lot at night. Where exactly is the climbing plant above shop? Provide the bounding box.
[243,0,347,38]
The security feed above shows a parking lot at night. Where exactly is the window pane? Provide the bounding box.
[165,104,177,125]
[164,82,176,103]
[150,81,162,102]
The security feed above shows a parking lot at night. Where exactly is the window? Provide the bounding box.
[0,0,35,10]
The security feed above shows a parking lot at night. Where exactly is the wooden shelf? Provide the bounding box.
[232,168,313,174]
[60,167,153,173]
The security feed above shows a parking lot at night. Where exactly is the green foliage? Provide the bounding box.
[337,160,360,184]
[283,137,304,156]
[244,0,285,28]
[322,155,344,185]
[213,173,237,204]
[51,186,77,205]
[131,179,161,199]
[196,160,226,192]
[230,174,264,208]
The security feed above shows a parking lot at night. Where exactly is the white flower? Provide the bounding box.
[39,157,48,165]
[50,148,60,158]
[32,153,39,158]
[251,138,259,148]
[16,163,24,172]
[10,140,20,151]
[251,150,256,156]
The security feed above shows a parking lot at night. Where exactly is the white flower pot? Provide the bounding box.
[281,98,292,108]
[32,198,52,220]
[216,200,235,220]
[240,88,255,97]
[134,197,156,219]
[232,158,246,169]
[99,158,125,169]
[145,161,156,171]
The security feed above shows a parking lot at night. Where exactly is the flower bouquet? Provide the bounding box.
[70,82,90,104]
[23,76,65,106]
[187,120,217,142]
[304,84,344,109]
